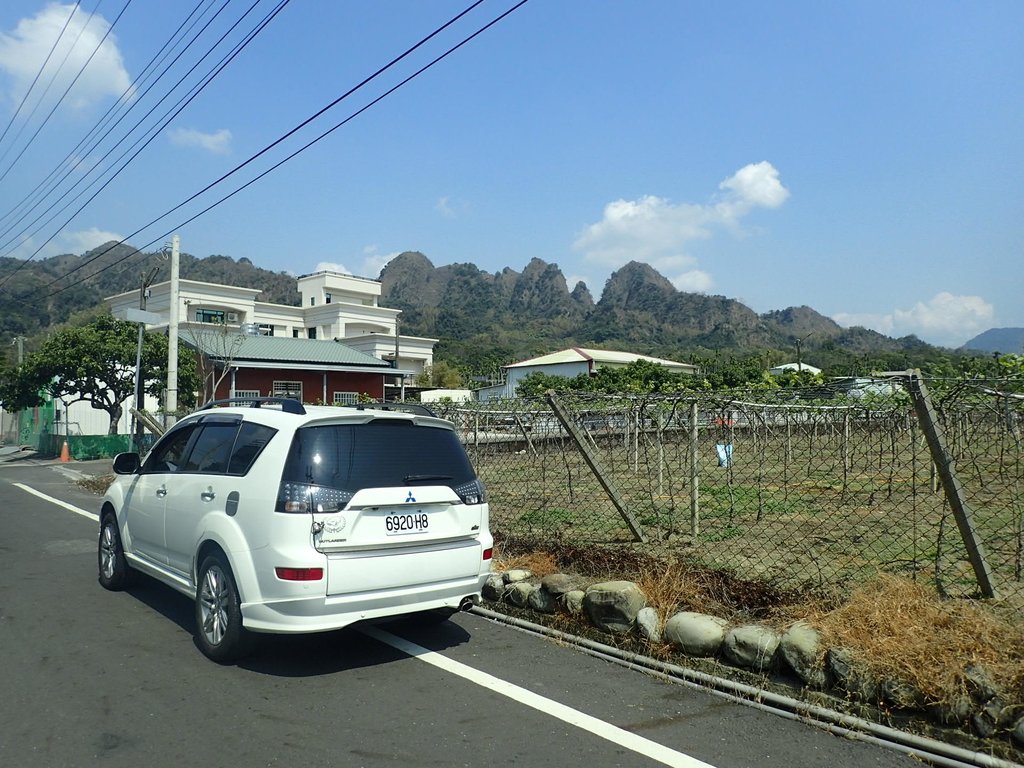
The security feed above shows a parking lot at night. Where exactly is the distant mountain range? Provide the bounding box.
[0,243,986,374]
[960,328,1024,355]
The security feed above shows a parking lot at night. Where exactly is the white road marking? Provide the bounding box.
[13,483,99,523]
[21,480,715,767]
[361,625,717,768]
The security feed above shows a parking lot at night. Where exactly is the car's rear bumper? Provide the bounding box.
[240,573,487,634]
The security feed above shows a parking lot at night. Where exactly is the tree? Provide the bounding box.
[414,360,465,388]
[186,322,246,404]
[0,315,199,434]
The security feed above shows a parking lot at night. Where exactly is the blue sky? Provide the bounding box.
[0,1,1021,348]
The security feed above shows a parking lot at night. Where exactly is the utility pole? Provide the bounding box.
[133,267,160,450]
[165,234,180,428]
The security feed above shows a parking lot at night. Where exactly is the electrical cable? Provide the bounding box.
[0,0,215,236]
[0,0,279,293]
[0,0,132,185]
[32,0,528,299]
[0,1,82,154]
[0,0,259,261]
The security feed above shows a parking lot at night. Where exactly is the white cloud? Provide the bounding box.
[168,128,232,155]
[573,161,788,293]
[833,292,995,347]
[8,226,122,260]
[0,4,132,111]
[313,261,352,274]
[360,249,400,278]
[435,196,455,218]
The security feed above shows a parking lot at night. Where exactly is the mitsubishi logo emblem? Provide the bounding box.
[405,491,416,503]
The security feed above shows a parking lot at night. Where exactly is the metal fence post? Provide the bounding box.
[545,391,646,543]
[905,371,998,598]
[690,400,700,537]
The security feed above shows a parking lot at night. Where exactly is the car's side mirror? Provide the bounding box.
[111,452,141,475]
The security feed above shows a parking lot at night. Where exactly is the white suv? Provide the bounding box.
[99,398,492,662]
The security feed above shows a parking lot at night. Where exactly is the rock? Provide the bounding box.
[664,612,728,657]
[527,585,557,613]
[1013,715,1024,747]
[880,678,925,710]
[482,574,505,601]
[564,590,585,616]
[540,573,574,596]
[827,648,878,702]
[635,607,661,643]
[779,621,825,688]
[930,695,973,727]
[583,581,646,634]
[723,625,780,672]
[964,664,999,703]
[503,569,532,584]
[507,582,534,607]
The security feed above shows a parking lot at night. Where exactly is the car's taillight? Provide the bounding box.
[276,482,352,513]
[275,567,324,581]
[454,478,486,505]
[482,547,493,561]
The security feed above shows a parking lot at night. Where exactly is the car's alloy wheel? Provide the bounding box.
[98,515,130,590]
[195,555,253,663]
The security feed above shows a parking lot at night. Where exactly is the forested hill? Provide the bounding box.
[378,251,942,373]
[0,243,947,373]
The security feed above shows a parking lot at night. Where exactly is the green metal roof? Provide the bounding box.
[181,331,391,368]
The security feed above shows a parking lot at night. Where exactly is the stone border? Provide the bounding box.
[483,570,1024,751]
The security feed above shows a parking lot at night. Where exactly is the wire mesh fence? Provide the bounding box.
[431,375,1024,613]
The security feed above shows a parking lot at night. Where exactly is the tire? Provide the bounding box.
[98,513,131,590]
[195,554,254,663]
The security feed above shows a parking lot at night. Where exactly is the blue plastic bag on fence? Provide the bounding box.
[716,443,733,468]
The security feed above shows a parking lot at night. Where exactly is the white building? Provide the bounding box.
[477,347,699,401]
[106,269,438,388]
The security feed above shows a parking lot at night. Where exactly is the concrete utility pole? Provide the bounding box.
[132,268,160,449]
[165,234,180,427]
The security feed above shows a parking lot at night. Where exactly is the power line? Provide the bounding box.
[0,0,278,293]
[0,0,215,236]
[0,2,82,155]
[0,0,133,185]
[12,0,531,303]
[0,0,256,259]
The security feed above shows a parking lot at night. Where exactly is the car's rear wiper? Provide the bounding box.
[403,474,453,483]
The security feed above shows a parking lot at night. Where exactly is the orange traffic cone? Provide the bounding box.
[60,440,71,463]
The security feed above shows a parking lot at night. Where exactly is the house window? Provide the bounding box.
[325,292,332,304]
[196,309,225,324]
[307,327,317,339]
[272,381,302,401]
[257,324,274,336]
[292,329,300,338]
[333,391,358,406]
[309,296,315,306]
[234,389,260,400]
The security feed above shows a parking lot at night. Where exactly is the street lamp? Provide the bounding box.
[794,333,813,372]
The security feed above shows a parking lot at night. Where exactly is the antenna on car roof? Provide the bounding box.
[200,397,307,415]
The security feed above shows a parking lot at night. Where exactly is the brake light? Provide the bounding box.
[454,478,487,505]
[276,482,352,513]
[482,548,493,560]
[275,567,324,581]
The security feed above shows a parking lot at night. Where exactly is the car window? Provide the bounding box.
[142,424,198,474]
[182,421,240,474]
[281,420,476,492]
[227,422,277,475]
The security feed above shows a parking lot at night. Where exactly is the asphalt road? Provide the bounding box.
[0,460,919,768]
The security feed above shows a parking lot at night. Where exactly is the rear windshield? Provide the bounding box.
[281,420,476,492]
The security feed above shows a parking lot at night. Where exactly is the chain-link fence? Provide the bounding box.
[432,375,1024,612]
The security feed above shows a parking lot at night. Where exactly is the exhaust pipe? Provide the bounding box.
[458,596,476,612]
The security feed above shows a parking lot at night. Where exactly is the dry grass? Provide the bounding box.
[808,575,1024,704]
[77,474,114,495]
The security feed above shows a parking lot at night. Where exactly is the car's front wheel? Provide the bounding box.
[98,513,131,590]
[195,554,254,663]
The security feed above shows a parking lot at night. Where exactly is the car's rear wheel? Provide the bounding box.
[195,554,254,663]
[98,513,131,590]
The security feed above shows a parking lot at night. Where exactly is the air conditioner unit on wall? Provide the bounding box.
[226,312,239,323]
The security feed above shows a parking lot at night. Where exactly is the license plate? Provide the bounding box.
[385,510,429,535]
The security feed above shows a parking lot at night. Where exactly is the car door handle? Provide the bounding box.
[200,488,215,502]
[156,485,167,498]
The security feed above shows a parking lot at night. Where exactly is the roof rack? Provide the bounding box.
[352,401,436,417]
[200,397,307,415]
